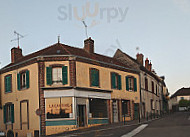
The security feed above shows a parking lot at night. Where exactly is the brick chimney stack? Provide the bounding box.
[136,53,144,66]
[148,62,152,71]
[11,46,23,63]
[145,58,149,70]
[84,37,94,53]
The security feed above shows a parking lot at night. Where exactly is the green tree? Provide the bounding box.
[179,99,190,107]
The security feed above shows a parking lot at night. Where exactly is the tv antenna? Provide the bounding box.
[82,20,88,38]
[11,31,26,47]
[136,46,140,53]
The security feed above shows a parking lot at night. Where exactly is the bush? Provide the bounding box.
[179,99,190,107]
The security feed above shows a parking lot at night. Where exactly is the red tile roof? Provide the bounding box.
[2,43,137,72]
[170,88,190,98]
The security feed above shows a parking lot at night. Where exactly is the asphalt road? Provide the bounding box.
[134,112,190,137]
[50,112,190,137]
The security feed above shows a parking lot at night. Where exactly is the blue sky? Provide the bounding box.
[0,0,190,95]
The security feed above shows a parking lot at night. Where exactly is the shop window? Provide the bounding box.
[17,70,30,90]
[46,66,68,85]
[46,97,73,119]
[126,76,137,91]
[90,68,99,87]
[3,103,14,124]
[122,100,129,115]
[111,72,121,90]
[5,75,12,93]
[89,98,108,118]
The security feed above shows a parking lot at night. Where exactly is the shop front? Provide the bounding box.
[44,88,111,135]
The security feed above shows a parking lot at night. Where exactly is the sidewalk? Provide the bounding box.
[46,118,149,137]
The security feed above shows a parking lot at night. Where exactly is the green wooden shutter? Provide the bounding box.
[5,76,11,93]
[62,66,68,85]
[95,70,99,87]
[46,67,52,85]
[126,76,129,91]
[11,104,14,123]
[17,73,21,90]
[134,78,137,92]
[118,75,122,90]
[26,70,30,89]
[111,73,116,89]
[3,105,7,124]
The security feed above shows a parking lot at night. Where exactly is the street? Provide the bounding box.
[133,112,190,137]
[50,112,190,137]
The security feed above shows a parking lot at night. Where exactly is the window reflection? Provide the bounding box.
[46,97,73,119]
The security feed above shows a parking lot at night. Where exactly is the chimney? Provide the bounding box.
[84,37,94,53]
[136,53,144,66]
[148,62,152,71]
[145,58,149,70]
[11,46,23,63]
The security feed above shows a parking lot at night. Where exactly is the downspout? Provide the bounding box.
[138,72,142,123]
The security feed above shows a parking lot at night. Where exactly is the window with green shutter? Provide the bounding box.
[3,103,14,124]
[90,68,99,87]
[5,75,12,93]
[17,70,30,90]
[111,72,121,90]
[126,76,137,92]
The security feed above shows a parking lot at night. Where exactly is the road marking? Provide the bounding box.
[121,124,148,137]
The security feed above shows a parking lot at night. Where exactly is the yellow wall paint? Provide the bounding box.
[0,63,40,136]
[76,62,140,103]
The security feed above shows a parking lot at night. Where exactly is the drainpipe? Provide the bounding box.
[138,72,142,123]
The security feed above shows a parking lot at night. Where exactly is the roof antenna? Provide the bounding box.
[82,20,88,39]
[136,46,140,54]
[58,35,60,43]
[11,31,26,48]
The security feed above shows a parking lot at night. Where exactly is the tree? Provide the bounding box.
[179,99,190,107]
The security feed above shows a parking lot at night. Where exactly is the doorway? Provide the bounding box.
[134,103,139,120]
[77,105,86,127]
[112,100,118,123]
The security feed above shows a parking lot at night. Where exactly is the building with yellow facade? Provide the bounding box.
[0,38,141,136]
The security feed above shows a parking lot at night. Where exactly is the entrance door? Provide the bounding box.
[134,103,139,120]
[77,105,86,127]
[112,100,118,123]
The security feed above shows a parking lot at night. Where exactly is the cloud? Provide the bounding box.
[172,0,190,13]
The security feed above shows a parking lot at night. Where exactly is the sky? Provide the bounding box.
[0,0,190,95]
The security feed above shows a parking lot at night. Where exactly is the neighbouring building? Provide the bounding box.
[114,49,169,118]
[0,38,141,136]
[169,87,190,111]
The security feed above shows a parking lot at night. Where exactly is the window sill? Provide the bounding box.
[5,121,12,125]
[4,91,12,94]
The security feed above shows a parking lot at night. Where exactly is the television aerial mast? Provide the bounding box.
[82,20,88,39]
[11,31,26,48]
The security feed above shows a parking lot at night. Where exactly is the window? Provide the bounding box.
[5,75,12,93]
[3,103,14,124]
[111,72,121,90]
[151,99,155,110]
[180,97,184,100]
[17,70,30,90]
[46,66,68,85]
[46,97,73,119]
[152,81,154,93]
[126,76,137,91]
[89,98,108,118]
[122,100,129,115]
[90,68,99,87]
[145,78,148,91]
[52,67,62,83]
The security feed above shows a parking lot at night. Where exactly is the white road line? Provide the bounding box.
[121,124,148,137]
